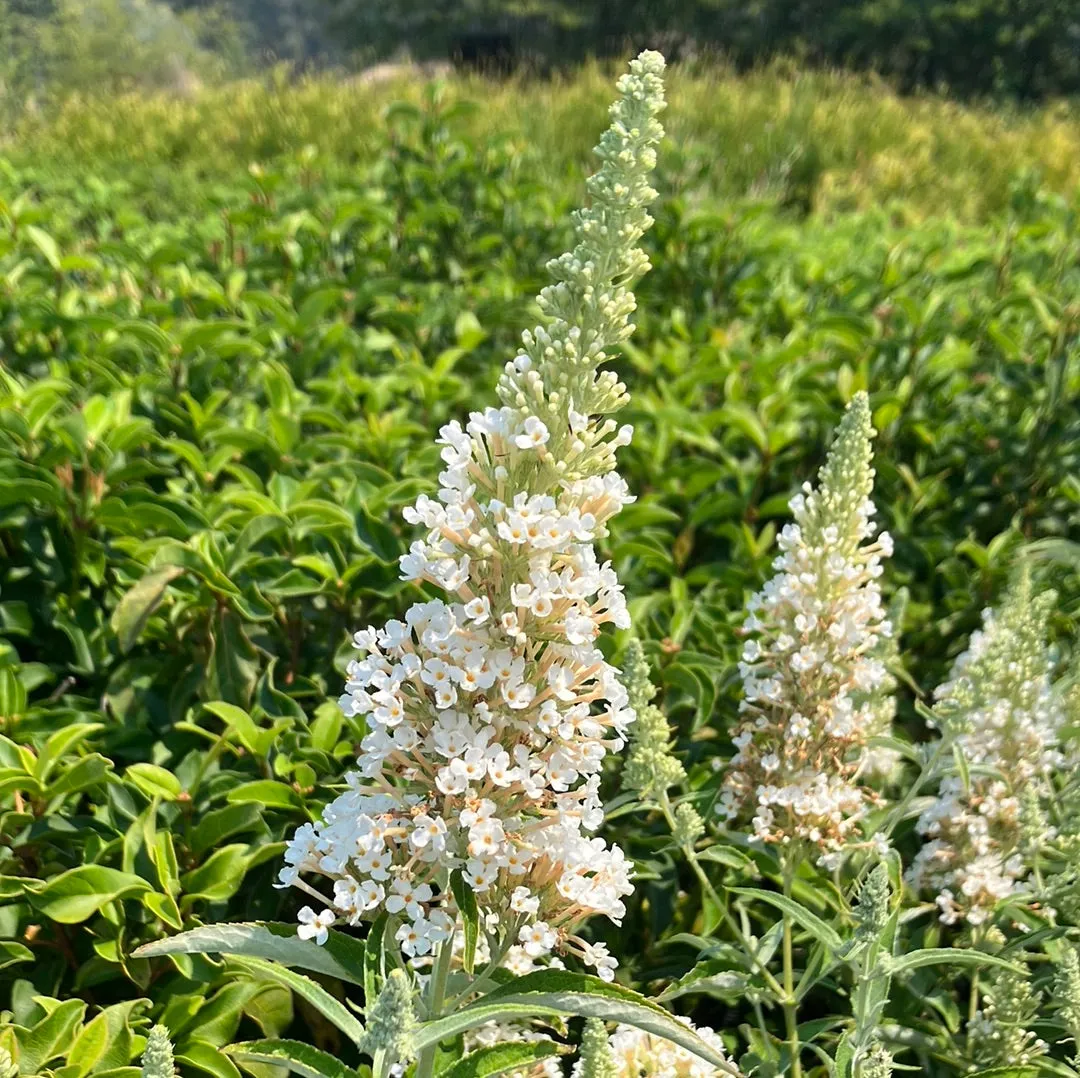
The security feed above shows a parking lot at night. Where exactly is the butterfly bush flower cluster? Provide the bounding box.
[578,1022,733,1078]
[277,51,668,979]
[718,394,893,865]
[907,577,1066,926]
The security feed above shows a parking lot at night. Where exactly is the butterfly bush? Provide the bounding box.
[907,576,1067,926]
[718,393,893,864]
[277,51,667,978]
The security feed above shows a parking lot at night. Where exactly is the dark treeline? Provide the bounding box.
[4,0,1080,100]
[215,0,1080,100]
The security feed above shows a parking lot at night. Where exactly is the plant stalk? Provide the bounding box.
[783,858,802,1078]
[415,939,454,1078]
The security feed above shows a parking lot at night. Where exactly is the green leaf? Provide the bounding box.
[438,1041,564,1078]
[35,723,103,784]
[211,612,259,706]
[226,1038,361,1078]
[125,763,183,801]
[189,803,263,858]
[178,1041,244,1078]
[26,224,62,270]
[228,956,365,1045]
[132,922,366,986]
[18,998,87,1072]
[0,940,33,971]
[202,701,265,755]
[68,1009,110,1077]
[728,887,843,952]
[110,565,185,653]
[450,869,478,975]
[181,845,251,905]
[47,753,113,799]
[887,948,1023,977]
[965,1069,1040,1078]
[31,865,151,923]
[417,970,736,1073]
[225,779,301,810]
[0,667,28,719]
[834,1031,854,1078]
[364,913,387,1007]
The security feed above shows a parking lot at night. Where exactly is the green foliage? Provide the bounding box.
[0,61,1078,1078]
[3,64,1080,223]
[0,0,242,106]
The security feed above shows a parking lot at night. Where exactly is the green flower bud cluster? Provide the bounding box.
[859,1039,893,1078]
[140,1026,176,1078]
[496,50,667,483]
[362,969,418,1065]
[968,967,1047,1069]
[852,862,891,949]
[621,638,686,799]
[573,1018,619,1078]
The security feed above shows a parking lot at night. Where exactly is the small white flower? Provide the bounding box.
[510,886,540,916]
[518,920,557,958]
[514,416,550,450]
[296,906,335,946]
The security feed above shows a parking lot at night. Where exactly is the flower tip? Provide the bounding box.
[633,49,666,75]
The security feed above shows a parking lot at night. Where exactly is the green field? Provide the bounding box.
[1,60,1079,1077]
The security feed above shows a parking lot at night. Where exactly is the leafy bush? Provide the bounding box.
[4,64,1080,222]
[0,61,1078,1076]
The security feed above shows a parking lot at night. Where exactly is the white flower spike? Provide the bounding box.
[277,51,668,979]
[720,392,893,863]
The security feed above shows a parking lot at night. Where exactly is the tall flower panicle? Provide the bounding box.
[907,575,1065,925]
[276,51,667,978]
[718,393,893,864]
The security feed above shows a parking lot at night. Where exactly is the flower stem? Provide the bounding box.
[657,791,788,1000]
[782,858,802,1078]
[415,941,454,1078]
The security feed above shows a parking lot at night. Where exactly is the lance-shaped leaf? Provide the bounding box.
[226,1039,362,1078]
[111,565,185,653]
[887,948,1023,977]
[438,1041,565,1078]
[450,869,479,975]
[133,922,365,985]
[729,887,844,952]
[227,956,365,1045]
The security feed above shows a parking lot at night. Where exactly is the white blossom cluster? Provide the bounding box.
[279,50,668,977]
[719,393,893,863]
[584,1021,734,1078]
[907,577,1066,925]
[464,1019,736,1078]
